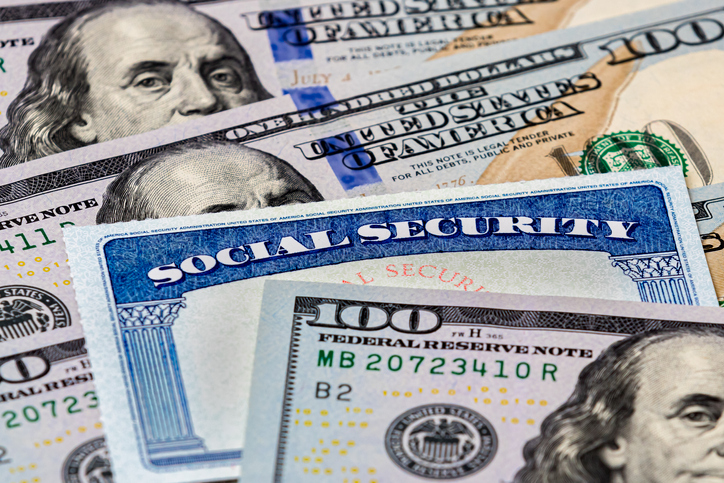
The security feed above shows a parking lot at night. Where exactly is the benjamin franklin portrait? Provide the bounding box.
[95,140,324,223]
[0,0,272,167]
[516,326,724,483]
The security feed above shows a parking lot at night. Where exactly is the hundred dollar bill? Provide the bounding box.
[63,167,716,482]
[243,280,724,482]
[0,0,675,166]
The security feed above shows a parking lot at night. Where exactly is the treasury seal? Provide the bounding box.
[385,404,497,479]
[63,437,113,483]
[580,131,687,175]
[0,285,70,342]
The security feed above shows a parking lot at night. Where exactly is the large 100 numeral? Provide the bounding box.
[600,19,724,65]
[307,302,442,334]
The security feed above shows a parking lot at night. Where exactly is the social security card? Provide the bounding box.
[64,166,716,483]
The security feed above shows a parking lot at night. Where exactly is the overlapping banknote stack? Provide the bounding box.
[3,0,724,482]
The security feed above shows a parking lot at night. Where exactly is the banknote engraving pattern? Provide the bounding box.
[385,404,498,479]
[0,285,71,342]
[62,437,113,483]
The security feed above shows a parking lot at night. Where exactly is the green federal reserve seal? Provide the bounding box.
[580,131,687,175]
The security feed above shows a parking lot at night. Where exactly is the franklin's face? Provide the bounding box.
[606,336,724,483]
[139,144,320,217]
[70,4,270,144]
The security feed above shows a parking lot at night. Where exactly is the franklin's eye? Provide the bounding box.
[680,407,720,429]
[200,203,243,214]
[207,67,242,92]
[133,73,170,91]
[268,191,314,207]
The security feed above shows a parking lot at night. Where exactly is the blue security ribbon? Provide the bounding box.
[267,9,382,190]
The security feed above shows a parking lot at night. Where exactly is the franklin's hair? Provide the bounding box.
[514,325,724,483]
[95,139,324,224]
[0,0,261,167]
